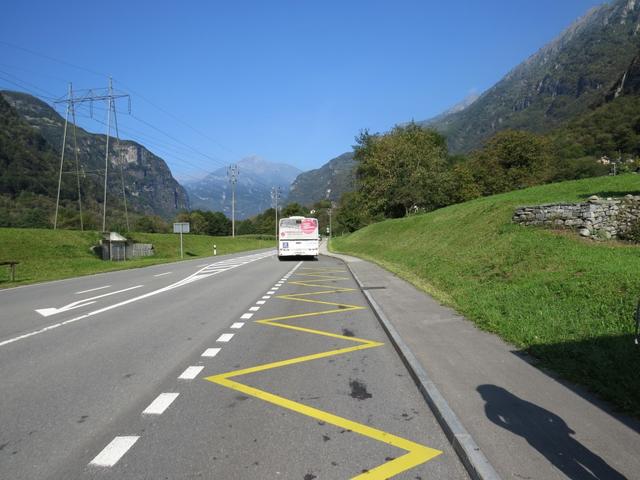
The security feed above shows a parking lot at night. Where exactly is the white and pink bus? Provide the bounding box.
[278,216,319,259]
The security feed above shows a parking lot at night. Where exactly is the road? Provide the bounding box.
[0,250,468,479]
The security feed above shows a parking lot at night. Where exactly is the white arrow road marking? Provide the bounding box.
[35,285,144,317]
[2,250,275,348]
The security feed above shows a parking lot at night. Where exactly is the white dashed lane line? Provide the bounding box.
[202,347,221,357]
[179,366,205,380]
[143,393,180,415]
[87,256,292,470]
[75,285,111,295]
[89,436,140,467]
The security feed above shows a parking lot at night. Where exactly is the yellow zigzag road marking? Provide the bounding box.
[205,267,442,478]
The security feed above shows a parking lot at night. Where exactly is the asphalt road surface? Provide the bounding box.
[0,250,469,479]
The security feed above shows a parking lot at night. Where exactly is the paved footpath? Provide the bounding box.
[322,242,640,480]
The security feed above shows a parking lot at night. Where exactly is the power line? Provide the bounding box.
[0,40,107,78]
[0,41,234,157]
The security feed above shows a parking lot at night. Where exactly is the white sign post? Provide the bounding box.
[173,222,190,259]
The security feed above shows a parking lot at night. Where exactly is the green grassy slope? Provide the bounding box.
[0,229,272,287]
[332,174,640,416]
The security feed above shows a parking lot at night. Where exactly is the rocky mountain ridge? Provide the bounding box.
[425,0,640,153]
[1,90,189,220]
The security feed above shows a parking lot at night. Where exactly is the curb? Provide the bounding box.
[324,249,501,480]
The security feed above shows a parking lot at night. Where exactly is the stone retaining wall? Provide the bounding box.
[512,195,640,239]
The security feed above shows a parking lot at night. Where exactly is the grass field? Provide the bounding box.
[0,228,274,288]
[332,174,640,416]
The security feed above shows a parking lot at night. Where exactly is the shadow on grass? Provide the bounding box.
[578,191,640,199]
[513,334,640,425]
[478,384,627,479]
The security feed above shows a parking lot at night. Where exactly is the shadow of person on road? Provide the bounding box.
[477,384,626,479]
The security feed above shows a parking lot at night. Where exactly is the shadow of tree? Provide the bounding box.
[478,385,627,479]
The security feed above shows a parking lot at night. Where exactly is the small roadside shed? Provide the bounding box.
[101,232,128,261]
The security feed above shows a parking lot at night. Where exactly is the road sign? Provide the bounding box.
[173,222,190,259]
[173,222,190,233]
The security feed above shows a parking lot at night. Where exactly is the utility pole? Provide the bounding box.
[271,186,281,240]
[53,84,71,230]
[69,85,83,231]
[54,78,130,232]
[227,164,239,237]
[110,91,129,231]
[103,79,112,232]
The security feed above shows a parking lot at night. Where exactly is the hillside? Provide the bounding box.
[287,151,355,206]
[332,174,640,416]
[423,0,640,153]
[1,91,189,224]
[185,155,300,218]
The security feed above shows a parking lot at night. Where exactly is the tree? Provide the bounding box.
[469,130,553,195]
[354,123,450,218]
[281,202,309,218]
[135,215,169,233]
[335,191,369,234]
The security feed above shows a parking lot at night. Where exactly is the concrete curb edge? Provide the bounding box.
[327,251,502,480]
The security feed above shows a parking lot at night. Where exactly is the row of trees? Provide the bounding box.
[332,121,632,234]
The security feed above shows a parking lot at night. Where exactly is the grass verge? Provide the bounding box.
[0,228,273,288]
[332,174,640,417]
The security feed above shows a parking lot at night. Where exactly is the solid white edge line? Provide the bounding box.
[178,366,205,379]
[217,333,235,342]
[202,347,221,357]
[75,285,111,295]
[89,436,139,467]
[230,322,245,329]
[240,313,254,319]
[142,392,179,415]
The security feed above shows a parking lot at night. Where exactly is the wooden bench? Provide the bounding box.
[0,261,19,282]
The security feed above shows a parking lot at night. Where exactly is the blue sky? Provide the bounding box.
[1,0,602,181]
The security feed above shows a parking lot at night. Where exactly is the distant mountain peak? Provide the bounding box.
[184,156,301,218]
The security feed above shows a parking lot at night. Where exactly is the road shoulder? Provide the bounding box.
[321,242,640,480]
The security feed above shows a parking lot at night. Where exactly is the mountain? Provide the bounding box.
[287,152,355,207]
[184,156,301,219]
[423,0,640,153]
[1,91,189,223]
[420,92,479,127]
